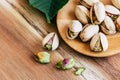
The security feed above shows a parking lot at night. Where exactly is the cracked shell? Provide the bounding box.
[80,24,99,42]
[90,2,105,25]
[42,32,59,50]
[75,5,90,24]
[66,20,83,39]
[101,16,116,35]
[90,32,108,52]
[105,5,120,21]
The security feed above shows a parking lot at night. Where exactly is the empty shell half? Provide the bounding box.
[111,0,120,9]
[80,0,99,8]
[66,20,83,39]
[75,5,90,24]
[42,32,59,50]
[105,5,120,21]
[101,16,116,35]
[90,2,105,25]
[90,32,108,52]
[80,24,99,42]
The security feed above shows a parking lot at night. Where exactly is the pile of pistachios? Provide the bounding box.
[66,0,120,52]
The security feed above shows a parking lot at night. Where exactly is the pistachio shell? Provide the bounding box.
[115,16,120,31]
[42,32,59,50]
[101,16,116,35]
[111,0,120,9]
[90,2,105,24]
[80,24,99,42]
[67,20,83,39]
[90,32,108,52]
[80,0,99,8]
[75,5,90,24]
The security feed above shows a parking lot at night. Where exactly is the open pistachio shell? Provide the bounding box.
[90,32,108,52]
[42,32,59,50]
[80,0,99,8]
[80,24,99,42]
[111,0,120,9]
[115,15,120,31]
[66,20,83,39]
[105,5,120,21]
[101,16,116,35]
[90,2,105,25]
[75,5,90,24]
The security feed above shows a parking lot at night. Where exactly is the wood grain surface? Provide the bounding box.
[0,0,120,80]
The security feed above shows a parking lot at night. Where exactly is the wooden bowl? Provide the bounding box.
[57,0,120,57]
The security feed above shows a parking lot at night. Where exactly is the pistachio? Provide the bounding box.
[90,2,105,25]
[115,15,120,31]
[90,32,108,52]
[105,5,120,21]
[74,67,86,76]
[80,24,99,42]
[101,16,116,35]
[75,5,90,24]
[80,0,99,8]
[111,0,120,9]
[42,32,59,50]
[34,52,50,64]
[56,58,75,70]
[66,20,82,39]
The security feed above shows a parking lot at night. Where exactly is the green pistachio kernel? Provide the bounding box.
[74,67,86,76]
[34,52,50,64]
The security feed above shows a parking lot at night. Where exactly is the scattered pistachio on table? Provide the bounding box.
[90,32,108,52]
[34,52,50,64]
[66,20,82,39]
[111,0,120,9]
[74,67,86,76]
[56,58,75,70]
[42,32,59,50]
[105,5,120,21]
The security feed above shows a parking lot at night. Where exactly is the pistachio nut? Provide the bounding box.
[66,20,82,39]
[101,16,116,35]
[111,0,120,9]
[56,58,75,70]
[90,2,105,25]
[105,5,120,21]
[75,5,90,24]
[115,15,120,31]
[34,52,50,64]
[80,24,99,42]
[90,32,108,52]
[42,32,59,50]
[80,0,99,8]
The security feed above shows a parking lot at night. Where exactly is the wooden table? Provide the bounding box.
[0,0,120,80]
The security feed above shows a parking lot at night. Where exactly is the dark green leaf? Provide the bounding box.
[28,0,69,23]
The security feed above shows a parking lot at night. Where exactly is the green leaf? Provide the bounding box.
[28,0,69,23]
